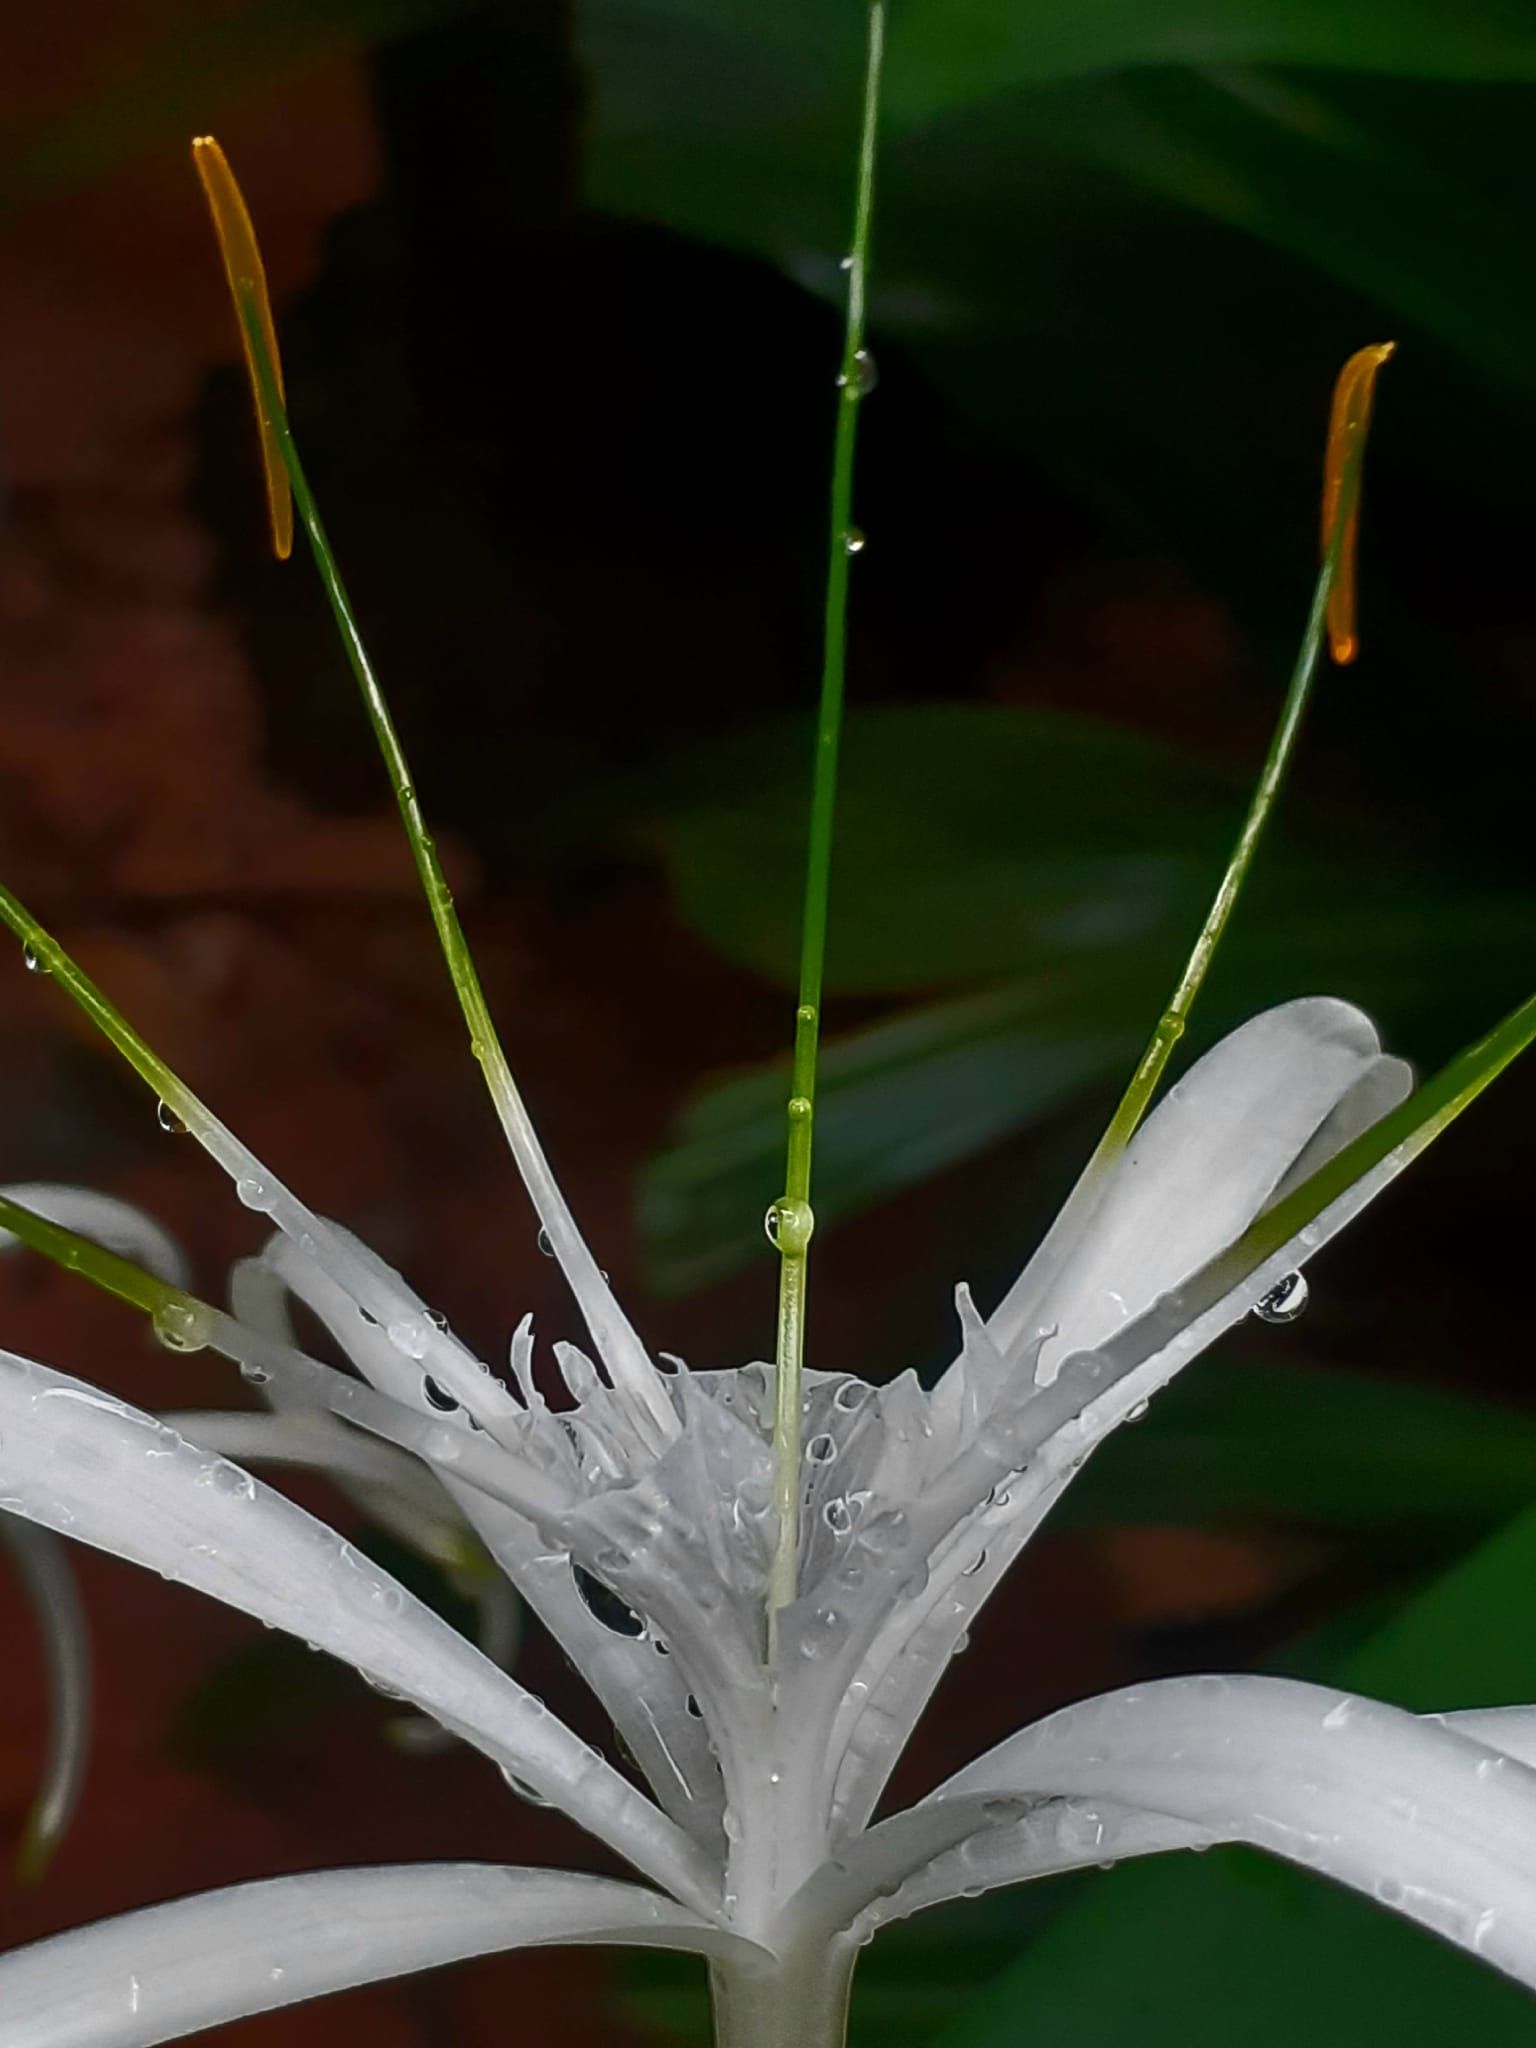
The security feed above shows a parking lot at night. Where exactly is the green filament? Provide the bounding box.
[768,0,887,1636]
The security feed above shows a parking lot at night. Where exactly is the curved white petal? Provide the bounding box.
[231,1240,728,1845]
[0,1863,761,2048]
[158,1408,469,1567]
[0,1514,91,1881]
[988,999,1400,1380]
[0,1349,713,1913]
[816,1679,1536,1988]
[819,1007,1415,1835]
[0,1186,189,1288]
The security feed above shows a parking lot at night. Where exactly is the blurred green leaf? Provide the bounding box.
[649,706,1228,996]
[642,978,1142,1295]
[642,704,1534,1290]
[1060,1361,1536,1541]
[886,0,1536,115]
[579,4,1536,600]
[936,1504,1536,2048]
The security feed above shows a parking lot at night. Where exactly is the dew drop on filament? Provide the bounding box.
[156,1099,187,1135]
[1254,1271,1309,1325]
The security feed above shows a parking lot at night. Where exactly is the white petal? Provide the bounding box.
[822,1678,1536,1987]
[987,999,1392,1378]
[0,1350,713,1913]
[0,1863,759,2048]
[233,1241,728,1844]
[0,1515,91,1881]
[159,1407,469,1567]
[821,1015,1414,1834]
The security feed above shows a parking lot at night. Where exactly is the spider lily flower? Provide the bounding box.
[5,997,1536,2048]
[3,88,1536,2048]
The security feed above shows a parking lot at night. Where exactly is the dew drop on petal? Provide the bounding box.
[500,1766,554,1809]
[1254,1271,1309,1325]
[422,1374,459,1412]
[536,1226,555,1258]
[806,1433,837,1466]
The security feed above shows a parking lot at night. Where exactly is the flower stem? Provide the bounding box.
[768,0,886,1640]
[708,1934,860,2048]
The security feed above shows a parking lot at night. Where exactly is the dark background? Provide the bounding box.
[3,2,1536,2042]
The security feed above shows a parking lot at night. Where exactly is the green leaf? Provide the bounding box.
[1059,1360,1536,1542]
[642,979,1142,1295]
[934,1505,1536,2048]
[886,0,1536,118]
[642,702,1534,1291]
[649,706,1229,997]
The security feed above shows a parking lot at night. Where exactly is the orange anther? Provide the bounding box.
[1320,341,1394,664]
[192,137,292,561]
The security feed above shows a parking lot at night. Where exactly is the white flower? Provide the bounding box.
[5,993,1536,2048]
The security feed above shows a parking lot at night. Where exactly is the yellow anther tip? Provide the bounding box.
[1321,342,1394,666]
[192,134,293,562]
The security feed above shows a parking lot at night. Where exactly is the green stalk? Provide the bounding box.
[0,1191,203,1344]
[229,279,672,1445]
[1088,417,1378,1173]
[767,0,886,1638]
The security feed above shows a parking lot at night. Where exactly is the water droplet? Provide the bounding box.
[824,1497,855,1536]
[833,1379,870,1413]
[387,1319,427,1361]
[862,1509,910,1557]
[1322,1696,1354,1730]
[853,347,877,393]
[806,1432,837,1465]
[422,1374,458,1412]
[1374,1876,1405,1906]
[1055,1802,1107,1856]
[153,1299,210,1354]
[1254,1271,1309,1325]
[500,1766,554,1809]
[764,1198,815,1255]
[987,1484,1012,1510]
[685,1694,703,1718]
[1125,1398,1150,1423]
[839,254,854,272]
[536,1226,555,1258]
[156,1099,187,1135]
[207,1460,255,1499]
[426,1308,448,1331]
[21,942,43,975]
[787,1095,812,1123]
[961,1550,988,1577]
[799,1606,844,1659]
[239,1359,272,1386]
[844,527,866,555]
[235,1177,269,1212]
